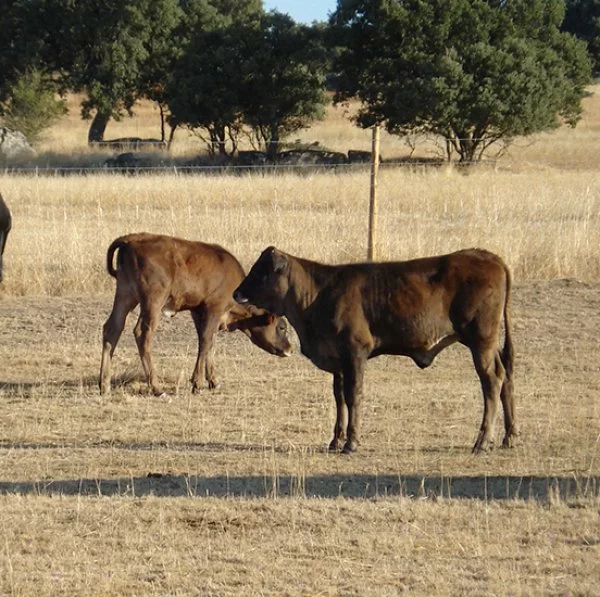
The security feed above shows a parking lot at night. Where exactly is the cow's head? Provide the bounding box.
[234,246,289,316]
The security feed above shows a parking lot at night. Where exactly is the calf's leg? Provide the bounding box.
[190,308,221,392]
[99,294,137,394]
[133,303,163,396]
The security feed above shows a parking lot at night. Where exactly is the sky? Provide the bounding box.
[263,0,338,24]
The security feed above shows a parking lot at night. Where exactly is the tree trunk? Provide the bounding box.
[266,124,279,161]
[217,126,227,156]
[159,104,166,143]
[458,134,478,163]
[87,110,111,144]
[167,124,177,150]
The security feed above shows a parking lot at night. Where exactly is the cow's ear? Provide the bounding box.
[271,250,288,274]
[267,314,275,324]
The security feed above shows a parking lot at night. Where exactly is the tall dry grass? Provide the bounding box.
[1,166,599,296]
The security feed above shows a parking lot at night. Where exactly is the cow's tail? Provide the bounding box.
[501,263,514,380]
[106,237,128,278]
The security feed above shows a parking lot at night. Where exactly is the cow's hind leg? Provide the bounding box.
[471,344,505,453]
[500,369,518,448]
[133,302,163,396]
[99,293,137,395]
[328,372,347,451]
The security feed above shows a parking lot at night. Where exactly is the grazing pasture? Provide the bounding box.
[0,87,599,595]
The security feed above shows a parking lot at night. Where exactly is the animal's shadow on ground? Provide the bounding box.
[0,375,222,396]
[0,453,596,502]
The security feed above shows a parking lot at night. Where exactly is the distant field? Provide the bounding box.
[0,86,598,596]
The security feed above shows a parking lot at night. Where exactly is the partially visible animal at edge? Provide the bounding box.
[99,233,292,396]
[234,246,516,455]
[0,193,12,283]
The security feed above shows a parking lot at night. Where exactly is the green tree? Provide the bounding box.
[562,0,600,74]
[1,69,66,143]
[165,0,265,151]
[167,25,247,156]
[53,0,183,143]
[331,0,592,162]
[242,12,328,159]
[0,1,69,142]
[0,1,58,108]
[168,11,328,158]
[138,0,185,142]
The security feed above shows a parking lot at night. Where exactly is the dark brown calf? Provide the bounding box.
[234,247,516,454]
[100,233,291,396]
[0,193,12,282]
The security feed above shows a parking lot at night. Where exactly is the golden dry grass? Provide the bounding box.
[0,86,599,596]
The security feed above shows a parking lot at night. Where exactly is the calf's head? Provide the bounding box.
[228,306,292,357]
[234,246,289,316]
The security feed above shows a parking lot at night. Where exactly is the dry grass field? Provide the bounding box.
[1,87,599,595]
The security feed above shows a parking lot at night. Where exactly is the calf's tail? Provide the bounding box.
[106,237,128,278]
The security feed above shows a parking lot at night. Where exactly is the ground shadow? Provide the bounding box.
[0,472,597,501]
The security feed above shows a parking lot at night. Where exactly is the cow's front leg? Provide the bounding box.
[341,350,367,454]
[328,372,347,451]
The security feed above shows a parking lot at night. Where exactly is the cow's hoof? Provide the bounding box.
[207,381,221,391]
[341,441,358,455]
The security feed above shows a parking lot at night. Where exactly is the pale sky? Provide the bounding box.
[263,0,338,24]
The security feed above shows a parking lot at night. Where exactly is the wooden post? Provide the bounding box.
[367,124,380,261]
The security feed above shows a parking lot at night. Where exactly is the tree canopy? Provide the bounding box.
[1,0,594,160]
[167,11,328,156]
[330,0,592,161]
[62,0,184,142]
[241,12,328,158]
[562,0,600,74]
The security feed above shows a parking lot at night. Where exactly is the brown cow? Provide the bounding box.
[0,193,12,282]
[99,233,292,396]
[234,247,516,454]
